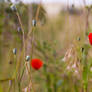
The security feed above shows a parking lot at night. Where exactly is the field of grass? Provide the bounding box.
[0,2,92,92]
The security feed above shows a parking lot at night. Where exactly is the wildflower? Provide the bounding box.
[66,66,71,70]
[10,4,17,12]
[32,20,36,27]
[13,48,17,55]
[30,59,43,70]
[74,70,78,74]
[72,63,76,68]
[26,55,30,61]
[88,33,92,45]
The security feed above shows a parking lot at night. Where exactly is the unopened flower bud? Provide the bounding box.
[81,47,84,53]
[17,27,21,32]
[26,55,30,61]
[10,4,17,12]
[13,48,17,55]
[32,20,36,27]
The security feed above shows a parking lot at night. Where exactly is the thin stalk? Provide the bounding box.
[8,80,12,92]
[0,78,14,82]
[25,62,35,92]
[13,80,15,92]
[16,11,35,92]
[19,65,25,82]
[18,81,21,92]
[35,1,41,21]
[16,12,26,59]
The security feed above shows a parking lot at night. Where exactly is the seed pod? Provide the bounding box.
[9,61,13,64]
[32,20,36,27]
[17,27,21,32]
[77,37,80,41]
[26,55,30,61]
[13,48,17,55]
[10,4,17,12]
[81,47,84,53]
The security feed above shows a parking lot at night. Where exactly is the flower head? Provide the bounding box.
[88,33,92,45]
[30,59,43,70]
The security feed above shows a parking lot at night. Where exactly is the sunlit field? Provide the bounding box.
[0,1,92,92]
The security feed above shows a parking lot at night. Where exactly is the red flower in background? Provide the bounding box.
[88,33,92,45]
[30,59,43,70]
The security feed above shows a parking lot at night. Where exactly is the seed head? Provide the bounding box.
[81,47,84,53]
[17,27,21,32]
[9,61,13,64]
[13,48,17,55]
[32,20,36,27]
[10,4,17,12]
[26,55,30,61]
[77,37,80,41]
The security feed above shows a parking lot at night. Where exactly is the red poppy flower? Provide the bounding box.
[88,33,92,45]
[30,59,43,70]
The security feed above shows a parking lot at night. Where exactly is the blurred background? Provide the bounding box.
[0,0,92,92]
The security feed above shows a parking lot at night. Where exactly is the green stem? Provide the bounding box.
[8,80,12,92]
[18,81,21,92]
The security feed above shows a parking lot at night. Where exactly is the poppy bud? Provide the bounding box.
[32,20,36,27]
[9,61,13,64]
[26,55,30,61]
[88,33,92,45]
[13,48,17,55]
[10,4,17,12]
[30,59,43,70]
[81,47,84,53]
[17,27,21,32]
[77,37,80,41]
